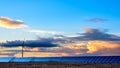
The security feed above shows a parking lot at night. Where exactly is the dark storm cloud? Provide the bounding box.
[0,38,58,47]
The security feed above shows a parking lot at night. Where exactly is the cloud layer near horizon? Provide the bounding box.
[0,40,120,57]
[87,41,120,55]
[1,40,119,57]
[0,38,58,47]
[0,23,120,57]
[0,17,28,29]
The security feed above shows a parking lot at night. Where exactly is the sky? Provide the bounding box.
[0,0,120,57]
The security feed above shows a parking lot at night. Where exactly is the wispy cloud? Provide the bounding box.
[88,18,108,24]
[29,29,64,35]
[0,16,28,29]
[69,27,120,41]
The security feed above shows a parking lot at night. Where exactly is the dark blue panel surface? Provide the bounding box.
[0,56,119,63]
[11,57,32,62]
[0,57,13,62]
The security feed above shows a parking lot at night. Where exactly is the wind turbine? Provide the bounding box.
[22,38,25,58]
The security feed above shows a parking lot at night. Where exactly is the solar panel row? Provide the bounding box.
[0,56,119,63]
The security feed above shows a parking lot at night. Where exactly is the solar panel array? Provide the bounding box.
[0,56,119,63]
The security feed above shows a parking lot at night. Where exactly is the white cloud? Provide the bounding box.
[29,29,64,35]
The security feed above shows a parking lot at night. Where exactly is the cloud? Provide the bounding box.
[10,43,87,57]
[0,16,28,29]
[49,40,120,56]
[0,38,58,47]
[19,40,120,56]
[0,47,22,52]
[29,29,64,35]
[0,51,16,57]
[1,26,120,57]
[88,18,108,23]
[14,52,70,57]
[87,40,120,56]
[46,45,87,56]
[70,27,120,41]
[1,40,120,57]
[0,52,14,55]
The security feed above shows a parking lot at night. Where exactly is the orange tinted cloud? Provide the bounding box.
[0,16,28,29]
[87,40,120,55]
[12,43,87,57]
[1,40,120,57]
[24,47,40,52]
[14,52,69,57]
[0,47,21,51]
[44,43,87,56]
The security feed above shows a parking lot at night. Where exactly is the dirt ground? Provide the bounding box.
[0,62,119,68]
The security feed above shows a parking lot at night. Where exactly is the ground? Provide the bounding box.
[0,62,119,68]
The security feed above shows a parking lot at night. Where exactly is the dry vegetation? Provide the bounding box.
[0,62,119,68]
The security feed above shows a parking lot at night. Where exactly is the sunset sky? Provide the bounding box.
[0,0,120,57]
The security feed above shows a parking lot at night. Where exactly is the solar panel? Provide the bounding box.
[0,57,13,62]
[85,57,90,63]
[107,56,115,63]
[11,57,33,62]
[104,56,109,63]
[32,57,50,62]
[115,56,119,63]
[97,56,104,63]
[118,57,120,63]
[112,56,118,63]
[80,57,84,62]
[0,56,119,63]
[81,57,85,62]
[50,57,60,62]
[102,56,109,63]
[96,56,101,63]
[58,57,71,62]
[89,57,96,63]
[82,57,88,62]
